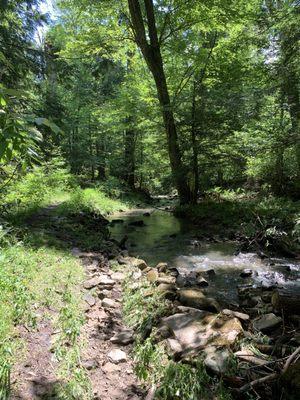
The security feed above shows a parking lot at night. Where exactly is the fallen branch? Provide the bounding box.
[282,346,300,375]
[236,373,278,393]
[236,346,300,394]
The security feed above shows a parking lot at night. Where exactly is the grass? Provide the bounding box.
[0,166,136,399]
[0,243,91,399]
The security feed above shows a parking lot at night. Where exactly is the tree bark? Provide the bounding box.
[124,120,136,188]
[127,0,191,204]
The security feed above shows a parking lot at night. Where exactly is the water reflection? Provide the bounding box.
[109,210,300,303]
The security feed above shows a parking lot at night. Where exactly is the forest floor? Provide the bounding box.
[6,202,146,400]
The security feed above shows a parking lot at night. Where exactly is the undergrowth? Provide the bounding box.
[122,270,233,400]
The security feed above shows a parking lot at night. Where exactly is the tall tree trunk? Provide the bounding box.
[280,17,300,195]
[96,141,106,180]
[127,0,191,204]
[190,79,199,204]
[124,122,136,188]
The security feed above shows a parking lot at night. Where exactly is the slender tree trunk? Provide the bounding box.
[96,141,106,180]
[127,0,191,204]
[124,122,136,188]
[190,79,199,204]
[280,23,300,196]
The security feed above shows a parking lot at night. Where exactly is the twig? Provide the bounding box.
[236,373,278,393]
[282,346,300,374]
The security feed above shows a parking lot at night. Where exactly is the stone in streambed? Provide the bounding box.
[252,313,282,332]
[107,349,127,363]
[197,277,209,287]
[156,262,168,273]
[178,288,220,312]
[161,312,243,353]
[118,256,148,271]
[157,276,176,285]
[240,269,253,278]
[146,269,159,283]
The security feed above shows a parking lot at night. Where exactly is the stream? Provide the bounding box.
[109,208,300,305]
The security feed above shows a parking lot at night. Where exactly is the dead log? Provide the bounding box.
[272,289,300,315]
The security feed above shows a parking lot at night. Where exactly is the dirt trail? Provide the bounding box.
[10,314,59,399]
[75,249,145,400]
[10,205,145,400]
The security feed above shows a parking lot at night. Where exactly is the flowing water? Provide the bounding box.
[109,209,300,304]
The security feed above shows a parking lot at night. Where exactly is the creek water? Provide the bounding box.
[109,208,300,304]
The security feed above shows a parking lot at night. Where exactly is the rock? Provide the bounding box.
[252,313,282,332]
[153,325,171,342]
[83,293,96,307]
[83,276,102,289]
[128,257,148,271]
[178,289,220,312]
[235,348,268,366]
[82,359,98,370]
[156,262,168,273]
[110,329,134,345]
[98,289,111,299]
[102,298,117,308]
[111,272,125,281]
[98,276,115,288]
[204,346,231,374]
[157,283,177,292]
[157,276,176,285]
[129,220,145,227]
[222,309,250,321]
[240,269,253,278]
[168,267,179,277]
[107,349,127,363]
[161,313,243,354]
[197,277,209,287]
[146,269,159,283]
[166,338,183,355]
[190,240,201,247]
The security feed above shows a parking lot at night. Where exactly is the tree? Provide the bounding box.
[127,0,191,204]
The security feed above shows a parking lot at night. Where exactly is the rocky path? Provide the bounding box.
[74,248,145,400]
[9,205,145,400]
